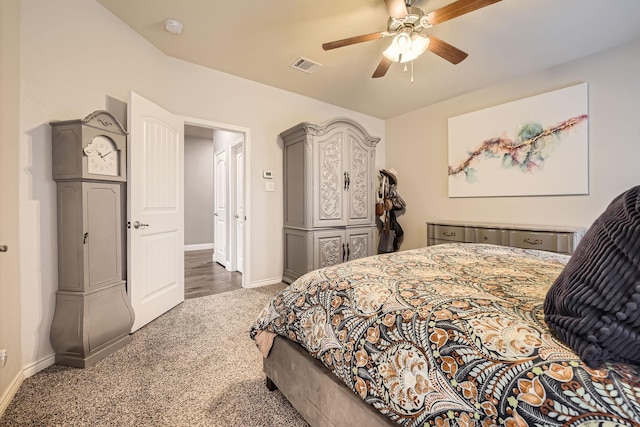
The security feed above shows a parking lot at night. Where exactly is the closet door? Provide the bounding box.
[214,149,228,266]
[234,145,244,273]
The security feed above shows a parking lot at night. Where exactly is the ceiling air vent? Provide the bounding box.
[290,57,322,74]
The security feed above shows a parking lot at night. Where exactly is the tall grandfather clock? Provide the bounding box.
[50,110,134,368]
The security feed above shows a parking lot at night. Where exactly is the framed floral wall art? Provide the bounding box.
[447,83,589,198]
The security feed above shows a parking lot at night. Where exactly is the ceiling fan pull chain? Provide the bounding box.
[411,61,414,83]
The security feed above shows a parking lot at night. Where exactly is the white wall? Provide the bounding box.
[0,0,23,414]
[18,0,385,372]
[184,135,214,246]
[386,39,640,251]
[161,58,387,287]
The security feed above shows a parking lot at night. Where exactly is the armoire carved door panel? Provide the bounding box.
[346,227,373,261]
[313,230,344,269]
[347,132,373,225]
[313,128,346,227]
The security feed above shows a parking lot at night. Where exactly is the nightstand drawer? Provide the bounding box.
[509,231,558,252]
[474,228,502,245]
[433,225,465,242]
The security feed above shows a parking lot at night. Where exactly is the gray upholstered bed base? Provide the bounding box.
[264,336,396,427]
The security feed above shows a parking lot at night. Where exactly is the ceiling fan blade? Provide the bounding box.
[372,57,393,78]
[384,0,408,19]
[426,0,501,26]
[322,32,385,51]
[426,35,468,64]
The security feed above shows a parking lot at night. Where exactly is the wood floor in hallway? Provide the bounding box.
[184,249,242,299]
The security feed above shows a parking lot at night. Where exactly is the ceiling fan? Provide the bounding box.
[322,0,502,78]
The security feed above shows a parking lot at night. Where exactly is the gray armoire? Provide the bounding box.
[281,117,380,283]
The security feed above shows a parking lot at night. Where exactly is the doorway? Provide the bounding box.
[127,93,252,330]
[183,121,247,298]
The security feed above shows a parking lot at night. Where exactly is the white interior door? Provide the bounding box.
[214,149,227,266]
[235,144,244,273]
[128,91,184,332]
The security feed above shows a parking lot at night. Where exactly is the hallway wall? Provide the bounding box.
[185,135,214,247]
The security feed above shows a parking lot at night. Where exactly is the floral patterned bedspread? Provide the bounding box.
[250,244,640,426]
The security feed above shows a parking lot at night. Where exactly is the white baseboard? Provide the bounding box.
[244,276,284,289]
[0,370,24,417]
[184,243,214,252]
[22,353,55,378]
[0,353,55,416]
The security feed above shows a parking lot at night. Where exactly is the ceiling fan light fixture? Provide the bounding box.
[382,30,412,62]
[383,34,430,63]
[411,34,430,56]
[394,32,412,52]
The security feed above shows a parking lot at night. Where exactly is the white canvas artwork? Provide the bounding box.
[447,83,589,198]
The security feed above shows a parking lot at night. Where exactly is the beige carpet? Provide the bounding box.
[2,284,308,426]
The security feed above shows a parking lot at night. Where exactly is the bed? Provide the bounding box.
[250,189,640,426]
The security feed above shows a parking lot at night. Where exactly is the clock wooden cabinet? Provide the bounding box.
[281,118,380,283]
[56,182,123,292]
[51,110,126,182]
[50,111,134,368]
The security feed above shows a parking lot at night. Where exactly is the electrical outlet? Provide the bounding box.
[0,349,7,369]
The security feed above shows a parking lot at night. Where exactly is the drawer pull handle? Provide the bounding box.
[523,238,543,246]
[443,232,456,237]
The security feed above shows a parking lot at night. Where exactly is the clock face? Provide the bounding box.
[84,136,119,177]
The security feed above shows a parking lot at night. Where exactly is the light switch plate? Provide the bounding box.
[263,170,273,179]
[265,182,275,192]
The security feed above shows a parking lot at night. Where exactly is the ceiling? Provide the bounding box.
[97,0,640,119]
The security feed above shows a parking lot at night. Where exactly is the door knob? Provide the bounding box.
[234,214,239,218]
[133,221,149,229]
[0,245,7,252]
[214,213,219,216]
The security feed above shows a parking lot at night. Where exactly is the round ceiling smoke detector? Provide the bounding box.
[164,19,183,34]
